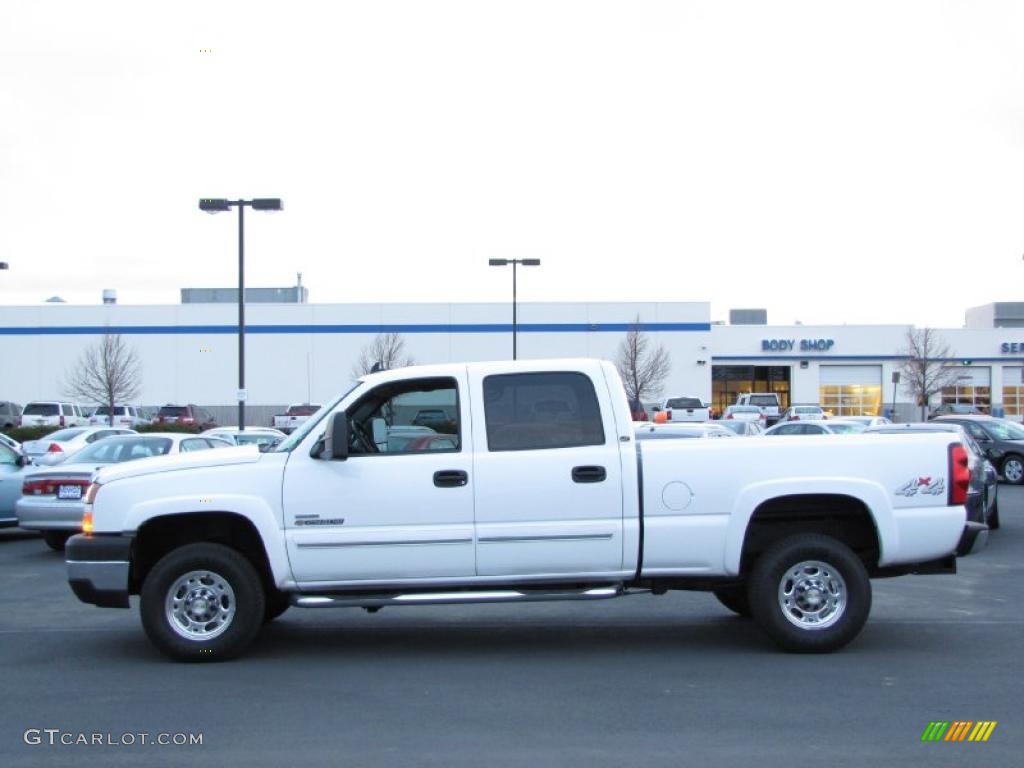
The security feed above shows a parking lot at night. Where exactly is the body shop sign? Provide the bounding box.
[761,338,835,352]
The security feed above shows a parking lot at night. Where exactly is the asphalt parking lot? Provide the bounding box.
[1,492,1021,768]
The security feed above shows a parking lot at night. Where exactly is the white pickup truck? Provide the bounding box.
[271,403,322,434]
[66,359,987,661]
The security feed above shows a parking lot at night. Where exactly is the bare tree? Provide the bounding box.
[616,316,671,406]
[351,332,415,378]
[897,328,961,420]
[63,334,142,425]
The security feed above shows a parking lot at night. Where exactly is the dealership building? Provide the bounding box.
[2,296,1023,423]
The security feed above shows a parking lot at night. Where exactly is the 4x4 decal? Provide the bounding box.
[895,476,946,497]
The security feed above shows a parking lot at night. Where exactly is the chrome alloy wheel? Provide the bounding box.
[777,560,847,630]
[165,570,236,641]
[1003,457,1024,484]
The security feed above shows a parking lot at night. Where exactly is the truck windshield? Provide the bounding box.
[272,384,359,453]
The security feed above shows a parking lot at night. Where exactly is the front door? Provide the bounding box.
[283,373,475,586]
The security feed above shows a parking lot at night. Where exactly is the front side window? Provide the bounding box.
[347,377,460,455]
[483,372,604,452]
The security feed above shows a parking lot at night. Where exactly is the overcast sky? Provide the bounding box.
[1,0,1022,328]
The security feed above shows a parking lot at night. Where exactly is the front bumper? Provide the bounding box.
[956,521,989,557]
[66,534,133,608]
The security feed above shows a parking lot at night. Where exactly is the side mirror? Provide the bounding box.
[16,453,29,467]
[321,412,350,461]
[371,417,387,447]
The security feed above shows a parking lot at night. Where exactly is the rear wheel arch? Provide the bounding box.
[738,494,881,577]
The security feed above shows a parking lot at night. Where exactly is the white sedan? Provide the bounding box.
[764,419,868,436]
[16,433,232,550]
[201,427,287,449]
[21,426,138,466]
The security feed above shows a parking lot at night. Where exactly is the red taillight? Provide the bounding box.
[22,478,89,496]
[949,443,970,506]
[726,413,734,419]
[47,443,63,453]
[59,415,65,427]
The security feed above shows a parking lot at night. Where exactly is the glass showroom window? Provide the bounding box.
[819,384,882,416]
[1002,367,1024,421]
[940,369,991,414]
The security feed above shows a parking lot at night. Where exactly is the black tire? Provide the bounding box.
[713,586,751,617]
[1001,455,1024,485]
[140,543,265,662]
[42,531,72,551]
[748,534,871,653]
[263,589,291,623]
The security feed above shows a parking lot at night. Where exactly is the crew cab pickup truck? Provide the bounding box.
[271,403,322,434]
[65,359,987,662]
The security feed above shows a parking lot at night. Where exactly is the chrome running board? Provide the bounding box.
[292,584,635,609]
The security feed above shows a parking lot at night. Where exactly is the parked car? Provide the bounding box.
[201,427,286,450]
[88,404,149,428]
[930,415,1024,485]
[628,399,648,422]
[0,441,34,527]
[780,405,827,422]
[735,392,782,425]
[659,397,711,423]
[0,400,23,430]
[929,404,983,419]
[21,426,138,466]
[155,404,216,429]
[864,422,999,529]
[717,420,765,436]
[16,433,233,550]
[271,404,322,434]
[19,401,87,428]
[634,422,735,440]
[842,415,892,428]
[721,405,765,424]
[764,419,868,436]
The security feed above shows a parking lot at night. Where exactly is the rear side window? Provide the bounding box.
[483,372,605,451]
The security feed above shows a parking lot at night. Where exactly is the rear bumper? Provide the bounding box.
[16,498,85,531]
[66,534,133,608]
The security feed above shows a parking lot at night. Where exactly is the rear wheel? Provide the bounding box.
[748,534,871,653]
[713,586,751,617]
[42,531,72,551]
[140,543,265,662]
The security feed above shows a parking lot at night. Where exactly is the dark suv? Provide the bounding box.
[931,415,1024,486]
[155,404,216,430]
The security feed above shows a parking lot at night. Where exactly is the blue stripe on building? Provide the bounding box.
[0,322,711,336]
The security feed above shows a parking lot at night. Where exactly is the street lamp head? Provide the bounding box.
[199,198,231,213]
[489,259,509,266]
[521,259,541,266]
[251,198,283,211]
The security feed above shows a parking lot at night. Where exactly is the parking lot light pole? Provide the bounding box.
[488,258,540,360]
[199,198,282,430]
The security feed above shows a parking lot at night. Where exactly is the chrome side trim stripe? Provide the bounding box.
[478,534,614,544]
[296,538,472,549]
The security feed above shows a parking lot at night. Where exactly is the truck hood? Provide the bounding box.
[94,445,263,485]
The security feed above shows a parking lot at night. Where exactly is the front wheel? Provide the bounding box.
[1001,455,1024,485]
[140,543,265,662]
[713,586,751,617]
[748,534,871,653]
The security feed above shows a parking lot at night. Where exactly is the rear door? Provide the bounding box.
[468,368,626,578]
